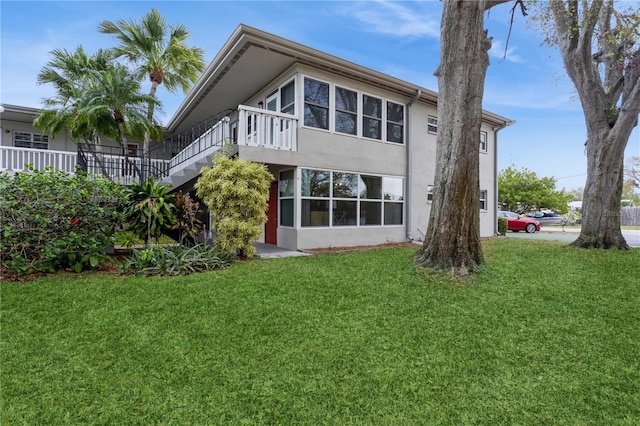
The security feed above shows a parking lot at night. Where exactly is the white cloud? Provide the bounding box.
[344,0,441,38]
[489,39,523,63]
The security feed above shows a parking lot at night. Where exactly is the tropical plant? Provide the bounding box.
[34,47,117,177]
[34,46,163,179]
[168,191,205,246]
[122,177,177,245]
[81,64,162,176]
[195,152,273,258]
[98,8,205,169]
[0,167,125,277]
[120,244,234,276]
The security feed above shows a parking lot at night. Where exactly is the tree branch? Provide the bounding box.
[502,0,528,60]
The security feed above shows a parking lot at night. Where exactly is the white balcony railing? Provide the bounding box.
[0,145,168,184]
[237,105,297,151]
[0,146,77,174]
[168,116,230,176]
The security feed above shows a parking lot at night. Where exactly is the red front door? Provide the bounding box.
[265,181,278,245]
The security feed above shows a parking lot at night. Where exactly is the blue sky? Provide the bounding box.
[1,0,638,191]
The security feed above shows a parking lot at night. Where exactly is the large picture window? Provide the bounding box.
[304,78,329,129]
[300,168,403,227]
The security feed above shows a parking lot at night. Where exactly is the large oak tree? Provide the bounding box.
[415,0,512,276]
[545,0,640,249]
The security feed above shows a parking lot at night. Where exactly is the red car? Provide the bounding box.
[498,211,541,233]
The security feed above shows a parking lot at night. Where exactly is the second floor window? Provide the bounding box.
[427,116,438,134]
[480,131,487,152]
[362,95,382,140]
[303,77,405,144]
[280,80,295,115]
[335,86,357,135]
[386,101,404,143]
[304,78,329,129]
[14,131,49,149]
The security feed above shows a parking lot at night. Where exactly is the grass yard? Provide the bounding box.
[1,239,639,424]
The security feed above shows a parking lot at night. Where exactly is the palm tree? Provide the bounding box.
[34,47,117,176]
[35,47,161,179]
[82,64,162,177]
[98,8,205,174]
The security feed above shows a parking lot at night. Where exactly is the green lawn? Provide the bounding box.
[2,239,639,424]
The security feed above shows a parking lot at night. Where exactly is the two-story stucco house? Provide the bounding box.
[0,24,513,251]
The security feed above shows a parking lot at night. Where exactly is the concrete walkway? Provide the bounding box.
[253,242,312,259]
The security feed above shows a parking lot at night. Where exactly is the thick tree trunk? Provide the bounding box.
[415,0,495,275]
[574,130,630,248]
[549,1,639,249]
[142,81,161,181]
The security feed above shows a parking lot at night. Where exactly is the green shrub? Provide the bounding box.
[122,177,177,245]
[195,151,273,258]
[120,243,234,276]
[0,167,125,276]
[498,216,508,236]
[114,231,140,248]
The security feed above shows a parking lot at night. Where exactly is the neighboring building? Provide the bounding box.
[0,24,513,250]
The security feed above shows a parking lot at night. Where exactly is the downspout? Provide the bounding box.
[492,119,515,235]
[406,89,421,241]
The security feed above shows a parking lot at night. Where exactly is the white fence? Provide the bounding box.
[0,146,77,174]
[0,145,168,184]
[621,207,640,226]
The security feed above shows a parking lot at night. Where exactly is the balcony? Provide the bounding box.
[1,146,77,175]
[159,105,297,188]
[0,105,298,188]
[0,144,169,186]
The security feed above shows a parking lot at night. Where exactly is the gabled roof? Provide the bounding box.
[167,24,513,133]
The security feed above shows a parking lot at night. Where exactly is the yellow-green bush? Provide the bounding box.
[195,152,273,257]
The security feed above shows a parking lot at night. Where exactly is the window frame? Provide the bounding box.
[303,77,330,130]
[279,169,295,227]
[334,86,358,136]
[480,131,488,153]
[479,190,488,211]
[427,185,434,202]
[301,75,405,144]
[386,101,404,144]
[427,116,438,134]
[362,94,382,140]
[13,131,49,150]
[300,168,404,228]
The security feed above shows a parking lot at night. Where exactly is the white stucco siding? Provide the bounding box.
[0,119,74,152]
[295,226,407,250]
[405,101,437,242]
[479,123,498,237]
[294,128,406,176]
